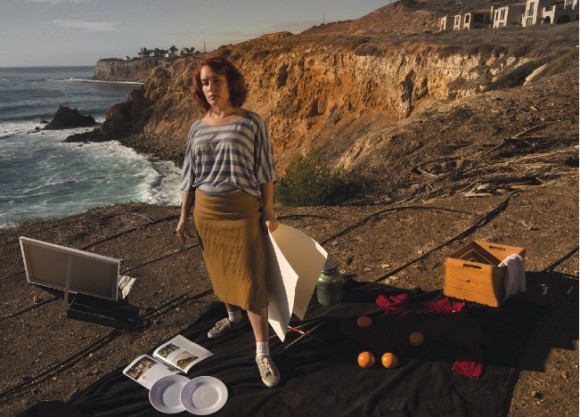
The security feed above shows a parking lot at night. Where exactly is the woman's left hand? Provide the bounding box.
[263,212,279,233]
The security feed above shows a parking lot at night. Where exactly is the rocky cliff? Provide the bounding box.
[91,0,578,201]
[93,57,168,82]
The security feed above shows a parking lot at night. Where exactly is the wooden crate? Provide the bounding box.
[444,241,526,307]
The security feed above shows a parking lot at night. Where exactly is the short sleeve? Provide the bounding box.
[252,114,277,184]
[179,122,198,192]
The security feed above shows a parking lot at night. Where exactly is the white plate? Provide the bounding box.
[149,375,190,414]
[180,376,228,415]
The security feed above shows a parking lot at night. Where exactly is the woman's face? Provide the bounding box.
[199,65,231,109]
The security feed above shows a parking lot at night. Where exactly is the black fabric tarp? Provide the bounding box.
[19,281,545,417]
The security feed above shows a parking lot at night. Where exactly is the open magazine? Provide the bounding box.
[123,335,212,390]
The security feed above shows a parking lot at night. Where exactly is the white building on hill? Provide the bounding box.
[439,15,455,31]
[461,9,492,29]
[522,0,579,26]
[492,3,527,27]
[439,0,578,30]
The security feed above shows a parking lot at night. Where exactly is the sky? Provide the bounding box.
[0,0,386,67]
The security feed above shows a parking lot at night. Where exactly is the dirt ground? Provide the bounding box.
[0,73,578,416]
[0,180,577,416]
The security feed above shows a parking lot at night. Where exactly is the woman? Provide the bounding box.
[176,54,280,388]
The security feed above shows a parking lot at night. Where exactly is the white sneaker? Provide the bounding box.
[255,355,280,388]
[206,318,244,339]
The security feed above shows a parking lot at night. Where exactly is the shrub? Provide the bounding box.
[468,43,493,57]
[354,43,385,57]
[350,37,370,50]
[437,45,464,58]
[543,48,579,77]
[507,44,531,58]
[492,45,508,58]
[275,153,354,206]
[216,45,232,57]
[485,60,546,91]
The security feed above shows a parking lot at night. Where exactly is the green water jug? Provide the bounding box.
[316,259,343,306]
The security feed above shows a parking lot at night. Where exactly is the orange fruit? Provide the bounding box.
[357,351,376,368]
[408,331,424,346]
[356,315,372,328]
[381,352,399,368]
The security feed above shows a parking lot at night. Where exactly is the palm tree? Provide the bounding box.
[180,47,196,56]
[138,47,150,58]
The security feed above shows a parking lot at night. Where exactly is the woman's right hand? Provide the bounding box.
[176,216,192,245]
[177,191,195,245]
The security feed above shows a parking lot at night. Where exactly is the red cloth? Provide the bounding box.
[341,293,484,378]
[451,360,484,377]
[377,294,485,377]
[375,294,484,377]
[376,293,466,315]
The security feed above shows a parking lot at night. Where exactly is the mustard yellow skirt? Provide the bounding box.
[193,189,269,311]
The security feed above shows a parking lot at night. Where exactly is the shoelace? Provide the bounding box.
[217,319,233,330]
[259,357,274,375]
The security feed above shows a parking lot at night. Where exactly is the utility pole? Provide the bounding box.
[322,9,325,24]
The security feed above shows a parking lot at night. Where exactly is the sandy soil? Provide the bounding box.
[0,179,577,416]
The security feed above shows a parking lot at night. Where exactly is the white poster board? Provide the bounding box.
[266,224,328,342]
[19,236,122,301]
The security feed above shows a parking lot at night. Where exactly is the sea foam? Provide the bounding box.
[0,128,181,229]
[0,66,168,229]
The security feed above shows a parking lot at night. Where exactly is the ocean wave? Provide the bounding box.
[0,129,180,229]
[64,77,143,85]
[0,120,46,139]
[59,140,182,205]
[0,121,99,141]
[0,66,149,228]
[146,160,182,206]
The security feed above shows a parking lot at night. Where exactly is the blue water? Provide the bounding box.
[0,66,181,229]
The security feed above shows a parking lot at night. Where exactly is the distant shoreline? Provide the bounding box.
[0,65,95,70]
[93,57,166,83]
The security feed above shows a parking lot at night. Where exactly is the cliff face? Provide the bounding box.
[235,42,519,161]
[98,2,578,180]
[93,58,167,82]
[102,40,535,166]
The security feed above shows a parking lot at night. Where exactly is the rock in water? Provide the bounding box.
[44,106,96,130]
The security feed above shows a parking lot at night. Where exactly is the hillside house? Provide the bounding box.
[491,3,527,27]
[440,0,577,31]
[451,14,462,30]
[439,15,455,31]
[462,9,492,29]
[439,10,491,30]
[521,0,579,25]
[522,0,550,25]
[540,0,579,24]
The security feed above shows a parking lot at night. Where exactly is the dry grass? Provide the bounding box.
[228,19,578,64]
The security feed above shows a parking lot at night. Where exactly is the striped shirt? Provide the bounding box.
[179,111,277,198]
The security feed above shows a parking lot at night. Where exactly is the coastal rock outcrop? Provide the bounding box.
[44,105,96,130]
[93,57,167,83]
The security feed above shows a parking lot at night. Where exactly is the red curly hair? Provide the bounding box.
[192,54,248,112]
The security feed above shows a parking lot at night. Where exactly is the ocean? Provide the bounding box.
[0,66,182,229]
